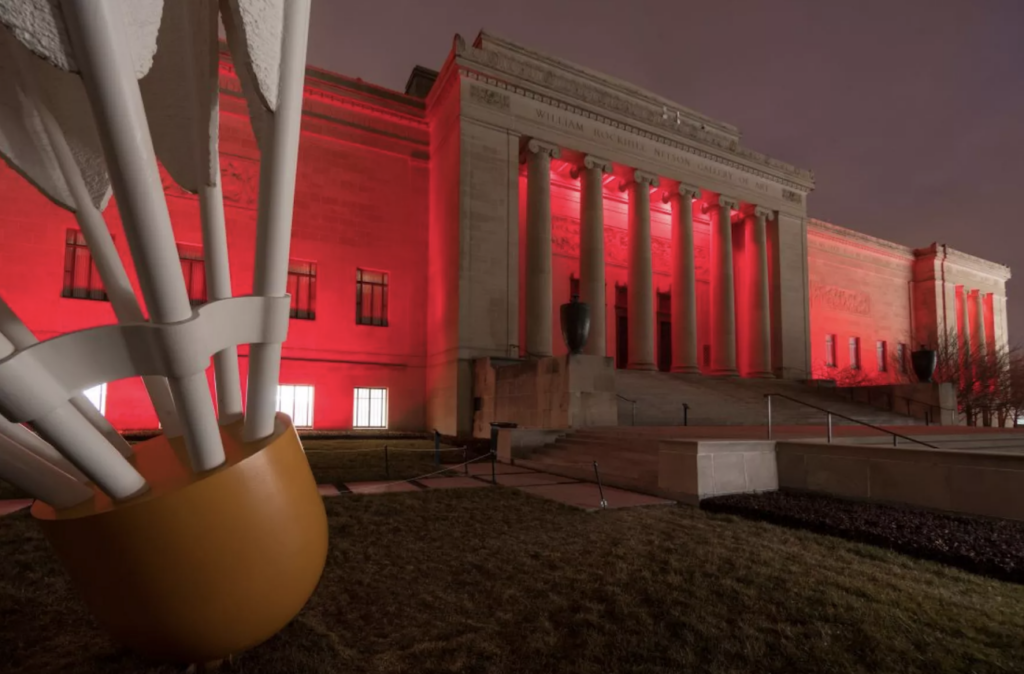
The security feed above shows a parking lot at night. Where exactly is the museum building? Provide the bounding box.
[0,31,1010,436]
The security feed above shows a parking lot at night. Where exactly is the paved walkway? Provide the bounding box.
[337,462,674,512]
[0,463,674,517]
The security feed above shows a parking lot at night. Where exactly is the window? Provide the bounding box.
[353,387,388,429]
[276,384,314,428]
[657,291,671,316]
[62,229,107,301]
[897,343,907,373]
[356,269,388,326]
[825,334,836,367]
[569,274,579,299]
[877,340,887,372]
[287,260,317,320]
[849,337,861,370]
[177,243,206,306]
[82,383,107,415]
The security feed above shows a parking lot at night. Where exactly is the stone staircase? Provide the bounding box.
[517,424,1024,497]
[613,370,921,427]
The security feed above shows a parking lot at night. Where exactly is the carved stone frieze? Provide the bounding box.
[552,215,708,277]
[460,41,814,185]
[468,83,510,111]
[810,283,872,316]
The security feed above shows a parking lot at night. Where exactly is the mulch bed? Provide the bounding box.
[703,490,1024,584]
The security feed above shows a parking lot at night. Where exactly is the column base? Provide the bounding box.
[707,368,740,378]
[670,365,702,375]
[627,362,658,372]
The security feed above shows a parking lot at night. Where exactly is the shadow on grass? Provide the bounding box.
[3,489,1024,673]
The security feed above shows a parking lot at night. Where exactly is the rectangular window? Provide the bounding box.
[356,269,388,326]
[353,387,388,429]
[276,384,314,428]
[83,383,107,415]
[825,334,836,367]
[62,229,107,301]
[657,291,671,316]
[287,260,317,320]
[897,343,907,373]
[877,340,887,372]
[177,243,206,307]
[849,337,861,370]
[569,274,579,299]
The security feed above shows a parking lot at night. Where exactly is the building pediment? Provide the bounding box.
[457,31,815,194]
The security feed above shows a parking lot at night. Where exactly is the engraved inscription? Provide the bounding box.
[811,284,871,316]
[469,83,510,111]
[783,189,803,204]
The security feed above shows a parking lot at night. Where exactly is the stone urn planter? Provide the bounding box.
[911,347,938,383]
[560,295,591,355]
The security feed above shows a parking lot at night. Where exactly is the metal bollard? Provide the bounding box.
[491,450,496,485]
[826,413,833,444]
[593,461,607,509]
[766,395,773,440]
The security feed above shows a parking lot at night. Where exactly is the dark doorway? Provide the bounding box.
[657,291,671,372]
[615,284,628,369]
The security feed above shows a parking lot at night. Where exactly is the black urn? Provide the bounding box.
[911,346,938,383]
[560,295,591,355]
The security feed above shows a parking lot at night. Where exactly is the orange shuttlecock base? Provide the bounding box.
[31,414,328,665]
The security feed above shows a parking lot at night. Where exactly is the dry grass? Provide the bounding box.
[2,487,1024,674]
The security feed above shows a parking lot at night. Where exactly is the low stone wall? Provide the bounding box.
[471,355,616,438]
[833,382,958,425]
[655,437,1024,521]
[776,441,1024,521]
[495,428,567,463]
[658,440,778,505]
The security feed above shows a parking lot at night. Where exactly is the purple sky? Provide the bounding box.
[306,0,1024,342]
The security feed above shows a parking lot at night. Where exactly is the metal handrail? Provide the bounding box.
[616,394,637,426]
[765,393,938,449]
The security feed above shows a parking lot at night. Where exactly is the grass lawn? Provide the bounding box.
[2,487,1023,673]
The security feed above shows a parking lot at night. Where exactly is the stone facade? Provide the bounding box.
[0,31,1011,434]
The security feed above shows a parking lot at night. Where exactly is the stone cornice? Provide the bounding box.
[460,32,815,190]
[459,68,813,196]
[807,219,915,262]
[916,243,1012,282]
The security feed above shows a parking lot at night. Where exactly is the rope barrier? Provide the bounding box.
[335,452,495,494]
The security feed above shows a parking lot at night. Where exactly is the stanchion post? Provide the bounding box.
[593,461,607,509]
[433,429,440,467]
[384,444,390,478]
[491,450,496,485]
[464,447,469,475]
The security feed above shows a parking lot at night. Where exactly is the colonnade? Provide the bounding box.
[960,286,996,359]
[522,138,777,378]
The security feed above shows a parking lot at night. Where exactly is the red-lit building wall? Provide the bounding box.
[0,64,430,431]
[806,221,914,382]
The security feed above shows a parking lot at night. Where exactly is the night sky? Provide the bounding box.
[306,0,1024,342]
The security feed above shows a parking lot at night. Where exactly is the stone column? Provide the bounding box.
[572,155,613,357]
[960,286,972,361]
[746,206,774,378]
[972,289,987,359]
[523,139,560,358]
[620,170,660,370]
[707,195,739,376]
[663,184,701,373]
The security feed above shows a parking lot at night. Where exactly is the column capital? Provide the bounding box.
[571,155,613,179]
[662,183,702,204]
[619,169,660,191]
[522,138,561,160]
[717,195,739,210]
[754,206,774,220]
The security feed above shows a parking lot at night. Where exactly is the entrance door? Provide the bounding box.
[657,291,671,372]
[615,284,628,369]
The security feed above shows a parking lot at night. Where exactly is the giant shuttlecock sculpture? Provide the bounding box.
[0,0,325,665]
